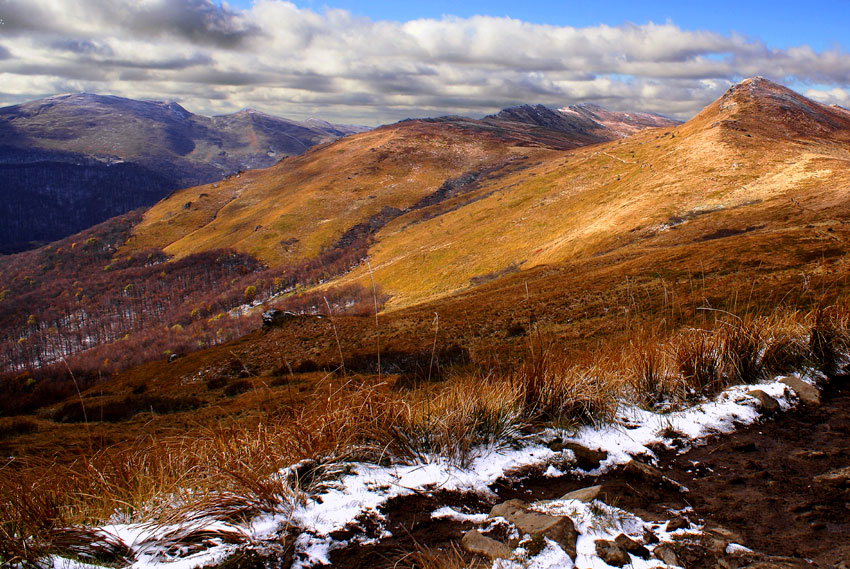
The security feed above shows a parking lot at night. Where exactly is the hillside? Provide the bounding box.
[121,102,679,271]
[5,77,850,569]
[123,78,850,312]
[0,93,367,252]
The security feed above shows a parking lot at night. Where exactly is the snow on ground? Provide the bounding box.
[50,373,811,569]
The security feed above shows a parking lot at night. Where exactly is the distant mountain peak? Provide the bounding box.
[0,92,372,251]
[688,76,850,141]
[484,101,680,141]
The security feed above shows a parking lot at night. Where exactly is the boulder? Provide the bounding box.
[778,376,820,406]
[565,442,608,470]
[614,534,649,558]
[653,543,680,566]
[623,459,684,490]
[489,499,529,519]
[262,309,293,329]
[489,500,578,558]
[595,539,631,567]
[748,389,780,412]
[461,529,512,560]
[666,517,690,531]
[560,484,603,502]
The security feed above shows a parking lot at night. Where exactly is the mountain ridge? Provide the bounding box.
[0,93,369,252]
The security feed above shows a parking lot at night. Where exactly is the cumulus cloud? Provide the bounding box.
[1,0,849,123]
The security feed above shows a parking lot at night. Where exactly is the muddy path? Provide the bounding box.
[329,376,850,568]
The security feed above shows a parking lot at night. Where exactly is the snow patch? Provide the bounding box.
[54,375,808,569]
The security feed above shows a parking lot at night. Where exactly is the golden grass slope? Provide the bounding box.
[333,78,850,308]
[122,120,561,265]
[125,77,850,311]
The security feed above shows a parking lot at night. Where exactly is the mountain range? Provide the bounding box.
[6,77,850,379]
[0,93,367,252]
[4,76,850,569]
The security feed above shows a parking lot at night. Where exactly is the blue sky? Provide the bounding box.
[2,0,849,123]
[227,0,850,51]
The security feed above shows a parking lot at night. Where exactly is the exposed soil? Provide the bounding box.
[328,376,850,568]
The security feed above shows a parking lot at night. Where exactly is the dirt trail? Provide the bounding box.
[329,377,850,568]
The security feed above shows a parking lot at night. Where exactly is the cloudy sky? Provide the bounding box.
[1,0,849,125]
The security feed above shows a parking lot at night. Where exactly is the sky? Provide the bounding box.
[0,0,849,125]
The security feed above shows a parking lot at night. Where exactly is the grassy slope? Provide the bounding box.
[125,78,850,315]
[8,81,850,564]
[334,78,850,308]
[122,121,558,265]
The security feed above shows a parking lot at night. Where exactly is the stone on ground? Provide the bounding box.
[565,442,608,470]
[813,466,850,487]
[560,484,603,502]
[461,529,512,560]
[653,543,680,566]
[748,389,780,412]
[489,500,578,558]
[778,376,820,406]
[614,533,650,558]
[595,539,631,567]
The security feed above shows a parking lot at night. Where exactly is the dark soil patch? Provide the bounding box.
[329,376,850,568]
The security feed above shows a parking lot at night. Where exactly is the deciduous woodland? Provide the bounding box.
[0,212,384,416]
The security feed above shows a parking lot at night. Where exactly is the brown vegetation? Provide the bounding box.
[3,298,849,564]
[4,78,850,566]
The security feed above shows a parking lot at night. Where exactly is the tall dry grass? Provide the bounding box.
[4,301,850,565]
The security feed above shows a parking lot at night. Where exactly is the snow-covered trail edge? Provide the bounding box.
[50,373,814,569]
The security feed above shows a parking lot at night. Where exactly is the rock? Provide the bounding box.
[595,539,631,567]
[717,556,744,569]
[489,499,529,519]
[489,500,578,558]
[666,517,689,531]
[560,484,603,502]
[725,543,754,556]
[748,389,780,412]
[262,309,291,329]
[565,442,608,470]
[653,543,680,566]
[813,466,850,487]
[703,526,744,556]
[614,534,650,558]
[623,459,684,490]
[778,376,820,406]
[461,529,512,560]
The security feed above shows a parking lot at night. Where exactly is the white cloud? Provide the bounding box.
[0,0,849,124]
[805,86,850,107]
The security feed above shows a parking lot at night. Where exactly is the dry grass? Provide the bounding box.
[4,300,850,565]
[407,541,487,569]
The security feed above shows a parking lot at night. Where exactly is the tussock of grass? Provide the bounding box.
[408,541,486,569]
[4,303,850,565]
